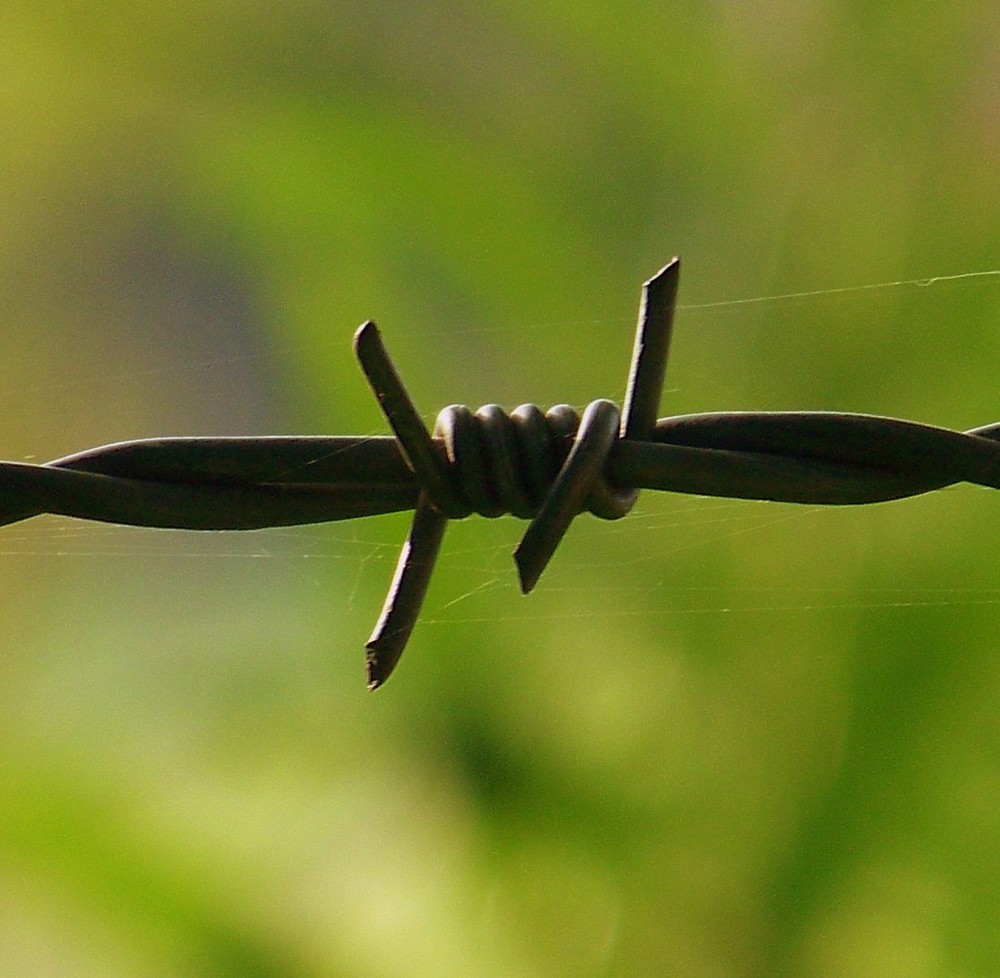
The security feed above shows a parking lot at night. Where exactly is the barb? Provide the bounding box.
[4,256,1000,688]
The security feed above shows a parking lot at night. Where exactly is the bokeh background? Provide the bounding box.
[1,3,998,976]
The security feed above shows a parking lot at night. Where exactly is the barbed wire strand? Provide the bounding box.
[4,258,1000,688]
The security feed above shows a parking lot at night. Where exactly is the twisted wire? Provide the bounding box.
[429,402,636,521]
[3,257,997,688]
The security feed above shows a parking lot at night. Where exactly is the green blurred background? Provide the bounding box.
[1,3,998,976]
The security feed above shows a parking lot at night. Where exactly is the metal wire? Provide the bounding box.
[5,257,1000,687]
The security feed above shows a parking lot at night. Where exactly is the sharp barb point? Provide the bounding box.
[622,260,680,443]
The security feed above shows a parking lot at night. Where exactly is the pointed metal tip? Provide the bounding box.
[365,643,394,690]
[623,259,681,442]
[513,546,539,594]
[513,400,625,597]
[645,257,680,289]
[353,319,378,352]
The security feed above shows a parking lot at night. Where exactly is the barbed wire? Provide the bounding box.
[4,258,999,687]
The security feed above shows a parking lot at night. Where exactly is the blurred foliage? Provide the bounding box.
[1,2,998,976]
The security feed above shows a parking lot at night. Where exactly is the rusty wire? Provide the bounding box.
[4,258,1000,687]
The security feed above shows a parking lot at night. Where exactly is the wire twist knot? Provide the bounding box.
[427,401,636,522]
